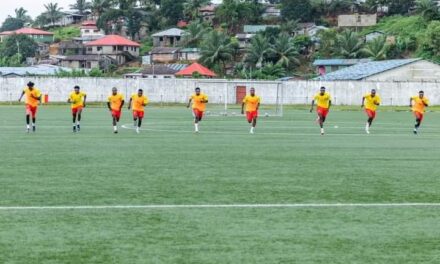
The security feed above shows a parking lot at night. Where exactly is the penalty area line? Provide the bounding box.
[2,203,440,210]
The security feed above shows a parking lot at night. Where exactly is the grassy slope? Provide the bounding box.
[1,106,440,263]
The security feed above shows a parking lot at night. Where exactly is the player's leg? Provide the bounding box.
[365,110,374,134]
[76,108,82,131]
[136,111,144,133]
[133,111,138,128]
[31,107,37,132]
[414,112,423,134]
[72,108,77,132]
[193,109,201,132]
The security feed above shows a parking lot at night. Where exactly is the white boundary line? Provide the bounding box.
[2,203,440,210]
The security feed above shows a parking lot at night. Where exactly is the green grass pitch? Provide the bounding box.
[1,105,440,263]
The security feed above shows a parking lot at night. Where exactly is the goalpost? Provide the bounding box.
[193,80,284,117]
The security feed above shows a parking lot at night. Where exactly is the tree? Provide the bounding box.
[70,0,92,16]
[386,0,415,15]
[362,36,389,60]
[15,8,32,23]
[335,30,363,58]
[183,0,209,20]
[44,3,63,26]
[216,0,262,33]
[415,0,439,21]
[199,30,235,74]
[91,0,112,17]
[245,34,271,68]
[182,21,211,48]
[126,9,144,39]
[269,34,300,68]
[160,0,185,25]
[315,28,338,58]
[257,62,286,79]
[419,21,440,61]
[281,0,312,22]
[0,34,38,62]
[0,17,24,32]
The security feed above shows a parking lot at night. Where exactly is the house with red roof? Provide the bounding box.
[175,63,217,78]
[0,28,54,43]
[84,35,140,65]
[74,20,105,43]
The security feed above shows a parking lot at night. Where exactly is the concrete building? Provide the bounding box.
[84,35,140,65]
[124,64,187,79]
[338,14,377,27]
[150,47,180,63]
[199,5,217,23]
[313,59,371,75]
[262,5,281,18]
[178,48,201,61]
[317,59,440,81]
[152,28,185,47]
[47,11,87,27]
[236,33,254,49]
[73,20,105,43]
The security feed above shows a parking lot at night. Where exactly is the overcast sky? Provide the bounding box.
[0,0,73,25]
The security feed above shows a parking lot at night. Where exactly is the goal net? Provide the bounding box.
[193,80,284,117]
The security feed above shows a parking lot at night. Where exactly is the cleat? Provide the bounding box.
[320,128,325,135]
[26,128,30,133]
[136,127,140,134]
[77,124,80,132]
[32,126,36,132]
[114,130,118,134]
[413,129,418,135]
[73,127,77,133]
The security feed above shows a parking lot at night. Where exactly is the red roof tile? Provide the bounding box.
[85,35,140,47]
[0,28,53,36]
[175,63,217,77]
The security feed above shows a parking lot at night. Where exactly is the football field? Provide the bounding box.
[1,105,440,263]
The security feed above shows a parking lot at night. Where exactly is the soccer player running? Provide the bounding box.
[107,87,125,134]
[310,86,332,135]
[241,87,261,134]
[187,87,208,133]
[128,89,149,134]
[18,81,42,133]
[361,89,381,134]
[67,86,87,133]
[410,90,429,135]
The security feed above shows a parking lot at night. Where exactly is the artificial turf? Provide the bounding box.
[1,105,440,263]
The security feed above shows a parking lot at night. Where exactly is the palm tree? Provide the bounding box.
[70,0,92,16]
[183,0,209,20]
[182,21,210,48]
[280,19,300,36]
[415,0,440,20]
[44,3,63,26]
[199,30,235,75]
[91,0,112,17]
[362,35,389,60]
[259,62,286,79]
[336,30,364,58]
[245,34,271,68]
[269,34,300,68]
[15,8,32,23]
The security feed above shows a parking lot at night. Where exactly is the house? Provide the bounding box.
[178,48,201,61]
[0,64,72,77]
[236,33,254,49]
[0,28,54,43]
[150,47,180,63]
[57,54,116,69]
[338,14,377,27]
[243,25,279,34]
[175,62,217,78]
[295,23,328,41]
[199,5,217,23]
[84,35,140,65]
[50,41,85,56]
[124,64,187,79]
[152,28,185,47]
[262,5,281,18]
[313,59,371,75]
[177,20,188,28]
[47,11,87,27]
[73,20,105,43]
[316,59,440,81]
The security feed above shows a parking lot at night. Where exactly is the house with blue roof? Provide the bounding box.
[313,59,371,75]
[316,59,440,82]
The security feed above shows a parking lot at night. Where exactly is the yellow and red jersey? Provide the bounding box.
[69,91,86,109]
[131,94,149,112]
[314,92,331,109]
[190,93,208,111]
[412,96,429,113]
[23,87,41,107]
[364,93,381,111]
[243,95,261,112]
[108,93,124,111]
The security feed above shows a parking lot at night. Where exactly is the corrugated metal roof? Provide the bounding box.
[0,64,72,76]
[317,58,421,80]
[313,59,371,66]
[152,28,185,37]
[243,25,278,33]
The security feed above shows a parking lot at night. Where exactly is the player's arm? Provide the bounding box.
[361,96,365,108]
[128,98,132,110]
[18,91,25,102]
[328,100,332,109]
[67,96,71,103]
[186,98,192,108]
[423,99,429,107]
[257,102,260,111]
[83,95,87,107]
[107,101,111,111]
[201,98,208,103]
[409,97,413,107]
[120,100,125,111]
[310,100,315,112]
[241,102,245,114]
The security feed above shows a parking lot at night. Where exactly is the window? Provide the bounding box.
[357,15,361,23]
[97,47,103,51]
[113,46,117,51]
[159,37,163,41]
[118,46,123,51]
[85,30,90,33]
[87,47,92,52]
